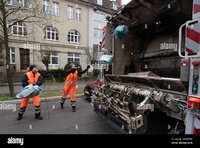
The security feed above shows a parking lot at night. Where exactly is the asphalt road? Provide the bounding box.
[0,96,182,134]
[0,97,118,134]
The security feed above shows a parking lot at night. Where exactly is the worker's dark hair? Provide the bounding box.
[29,64,37,71]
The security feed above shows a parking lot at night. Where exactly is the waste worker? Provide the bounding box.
[60,63,90,112]
[17,64,43,120]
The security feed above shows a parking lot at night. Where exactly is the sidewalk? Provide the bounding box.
[0,93,85,104]
[0,81,90,95]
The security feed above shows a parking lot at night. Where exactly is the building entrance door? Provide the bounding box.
[20,48,30,70]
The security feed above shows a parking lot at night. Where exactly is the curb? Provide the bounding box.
[0,93,85,104]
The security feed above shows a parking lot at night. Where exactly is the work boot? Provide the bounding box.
[17,108,26,121]
[35,114,43,120]
[60,102,64,109]
[60,98,65,109]
[17,114,23,120]
[35,113,43,120]
[72,106,76,112]
[35,106,43,120]
[71,101,76,112]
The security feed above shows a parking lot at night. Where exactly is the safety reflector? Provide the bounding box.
[188,96,200,110]
[181,61,188,67]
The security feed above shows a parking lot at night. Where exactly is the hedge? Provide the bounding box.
[39,68,97,82]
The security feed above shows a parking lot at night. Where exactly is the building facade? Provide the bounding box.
[0,0,121,83]
[87,0,121,62]
[4,0,90,72]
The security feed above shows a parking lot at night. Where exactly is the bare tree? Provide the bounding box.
[0,41,4,66]
[35,45,53,71]
[41,50,51,71]
[85,47,93,65]
[0,0,50,96]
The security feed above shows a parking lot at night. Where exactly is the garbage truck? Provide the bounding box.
[91,0,200,134]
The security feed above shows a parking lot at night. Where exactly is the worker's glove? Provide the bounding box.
[71,68,76,73]
[87,65,90,70]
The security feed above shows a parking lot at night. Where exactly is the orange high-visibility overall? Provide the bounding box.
[20,71,41,108]
[62,70,78,101]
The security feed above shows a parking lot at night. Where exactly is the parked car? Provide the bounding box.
[84,79,102,99]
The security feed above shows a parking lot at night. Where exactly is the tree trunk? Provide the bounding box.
[46,64,49,70]
[6,67,15,96]
[1,0,15,96]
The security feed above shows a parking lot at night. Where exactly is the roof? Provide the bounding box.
[86,0,122,14]
[78,0,121,14]
[88,0,121,9]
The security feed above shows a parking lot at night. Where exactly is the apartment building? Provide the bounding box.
[87,0,121,61]
[0,0,121,84]
[4,0,90,72]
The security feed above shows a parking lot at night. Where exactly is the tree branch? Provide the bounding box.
[0,34,4,43]
[0,16,3,27]
[5,6,21,17]
[7,15,34,28]
[0,28,4,34]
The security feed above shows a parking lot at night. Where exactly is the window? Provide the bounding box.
[93,44,101,59]
[67,6,73,19]
[67,30,80,43]
[93,28,102,38]
[97,0,102,5]
[43,50,58,65]
[112,3,117,10]
[6,0,17,6]
[93,44,101,52]
[9,47,15,64]
[9,21,27,36]
[52,2,59,16]
[49,51,58,65]
[68,53,80,63]
[93,12,106,22]
[44,26,59,40]
[75,8,81,21]
[43,0,50,14]
[6,0,28,7]
[19,0,28,8]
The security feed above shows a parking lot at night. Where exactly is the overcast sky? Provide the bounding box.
[122,0,131,5]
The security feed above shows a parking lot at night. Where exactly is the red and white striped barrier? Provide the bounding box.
[185,23,200,53]
[185,0,200,54]
[178,0,200,58]
[193,0,200,19]
[194,116,200,134]
[102,26,106,49]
